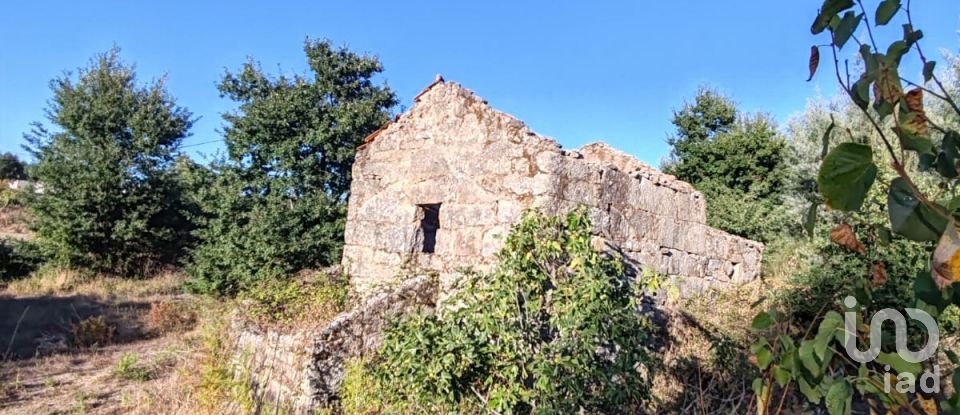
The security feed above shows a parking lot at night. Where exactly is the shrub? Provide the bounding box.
[0,240,45,280]
[114,353,153,381]
[372,209,656,413]
[238,271,349,325]
[146,300,197,334]
[71,315,115,348]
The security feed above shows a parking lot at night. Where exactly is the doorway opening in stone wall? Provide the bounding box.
[417,203,441,253]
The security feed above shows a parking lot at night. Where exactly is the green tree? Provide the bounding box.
[665,89,790,242]
[0,153,27,180]
[186,39,397,295]
[24,49,194,274]
[373,210,655,413]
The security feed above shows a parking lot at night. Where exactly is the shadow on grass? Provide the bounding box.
[0,294,152,359]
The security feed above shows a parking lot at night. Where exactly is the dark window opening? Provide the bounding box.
[418,204,441,253]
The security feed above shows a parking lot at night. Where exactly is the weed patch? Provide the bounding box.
[71,315,115,349]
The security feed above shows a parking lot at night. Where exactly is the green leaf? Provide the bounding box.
[919,152,937,171]
[755,347,774,370]
[799,340,821,377]
[861,44,878,74]
[878,227,892,245]
[945,349,959,365]
[888,177,948,242]
[821,115,835,158]
[798,377,822,403]
[773,365,791,386]
[751,311,774,330]
[814,312,843,360]
[752,377,764,396]
[804,202,819,239]
[876,352,923,376]
[825,378,853,415]
[833,12,863,48]
[903,24,924,48]
[924,61,937,83]
[937,153,959,178]
[940,130,960,178]
[914,270,951,310]
[875,99,896,120]
[894,126,934,155]
[875,0,901,25]
[818,143,878,211]
[812,0,856,34]
[851,77,872,110]
[887,40,909,65]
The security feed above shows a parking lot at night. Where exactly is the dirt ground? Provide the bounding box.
[0,275,204,415]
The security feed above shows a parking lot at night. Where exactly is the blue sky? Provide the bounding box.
[1,1,958,166]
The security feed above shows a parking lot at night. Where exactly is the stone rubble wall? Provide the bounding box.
[540,143,763,292]
[343,81,763,297]
[230,276,437,414]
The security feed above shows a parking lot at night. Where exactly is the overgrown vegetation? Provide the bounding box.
[746,1,960,413]
[3,7,960,414]
[238,271,349,325]
[184,39,397,295]
[364,210,656,413]
[664,88,791,243]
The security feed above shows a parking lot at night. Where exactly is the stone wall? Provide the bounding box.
[231,276,436,413]
[343,80,763,297]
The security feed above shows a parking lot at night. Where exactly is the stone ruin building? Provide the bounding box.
[342,77,763,297]
[232,78,765,413]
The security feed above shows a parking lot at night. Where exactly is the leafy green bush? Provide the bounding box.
[371,210,656,414]
[185,40,396,295]
[0,240,45,280]
[696,180,795,243]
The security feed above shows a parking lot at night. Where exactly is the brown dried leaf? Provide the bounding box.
[870,261,888,286]
[900,88,929,137]
[830,223,866,255]
[807,46,820,82]
[932,223,960,289]
[875,59,904,105]
[904,88,924,112]
[917,394,938,415]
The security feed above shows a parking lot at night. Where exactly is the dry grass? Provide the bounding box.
[646,239,811,414]
[145,300,197,334]
[0,294,241,415]
[3,267,186,301]
[0,204,31,239]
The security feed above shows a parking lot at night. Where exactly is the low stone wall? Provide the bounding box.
[230,275,437,413]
